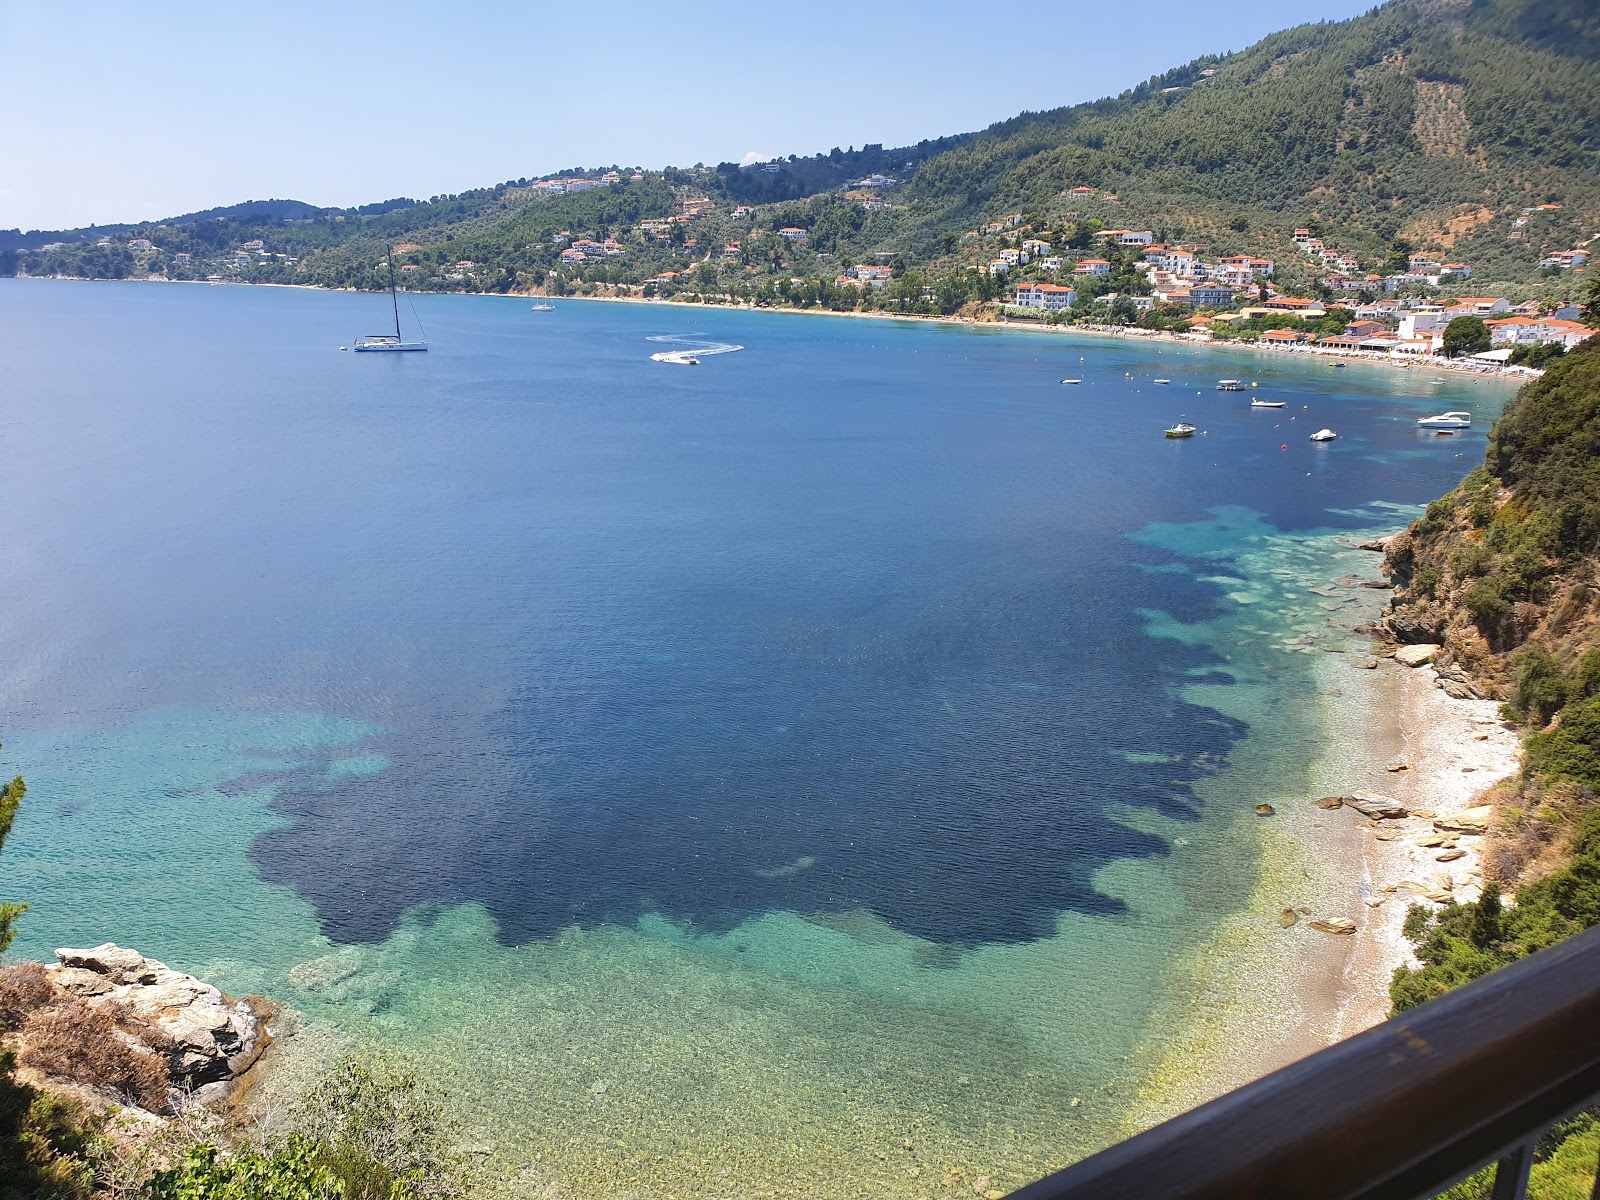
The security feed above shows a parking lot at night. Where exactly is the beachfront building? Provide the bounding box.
[1263,296,1326,316]
[1188,283,1235,308]
[1487,317,1596,350]
[1013,282,1077,311]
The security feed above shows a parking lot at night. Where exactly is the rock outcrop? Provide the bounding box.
[7,944,274,1110]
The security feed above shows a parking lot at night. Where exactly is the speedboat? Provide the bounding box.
[1417,411,1471,429]
[1165,423,1197,438]
[1251,398,1287,408]
[1061,378,1083,384]
[1216,379,1245,391]
[1153,378,1171,384]
[1310,428,1337,442]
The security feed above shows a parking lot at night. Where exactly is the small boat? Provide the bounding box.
[1251,398,1287,409]
[1154,378,1171,384]
[1310,428,1337,442]
[1165,423,1197,438]
[1216,379,1245,391]
[1333,361,1346,368]
[1061,378,1083,384]
[1417,411,1471,429]
[530,301,555,312]
[685,356,700,366]
[353,245,429,352]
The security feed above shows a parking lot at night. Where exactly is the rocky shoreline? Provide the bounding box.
[3,943,274,1116]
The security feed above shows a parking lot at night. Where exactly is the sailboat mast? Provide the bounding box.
[387,246,401,339]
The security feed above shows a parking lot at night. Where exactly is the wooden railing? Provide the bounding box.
[1010,924,1600,1200]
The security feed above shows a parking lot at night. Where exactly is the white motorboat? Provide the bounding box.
[1216,379,1245,391]
[1154,378,1172,384]
[354,245,429,352]
[1061,378,1083,384]
[1417,411,1471,429]
[1165,423,1197,438]
[1250,398,1287,408]
[1310,428,1337,442]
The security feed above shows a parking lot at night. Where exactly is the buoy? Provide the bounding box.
[1281,444,1288,450]
[1252,381,1258,387]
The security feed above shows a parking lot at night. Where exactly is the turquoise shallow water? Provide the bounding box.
[0,281,1514,1194]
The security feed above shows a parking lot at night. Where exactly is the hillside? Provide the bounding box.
[5,0,1597,305]
[1383,337,1600,887]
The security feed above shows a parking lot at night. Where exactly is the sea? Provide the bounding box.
[0,279,1515,1196]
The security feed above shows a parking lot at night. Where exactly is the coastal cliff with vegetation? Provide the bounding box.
[1372,339,1600,1194]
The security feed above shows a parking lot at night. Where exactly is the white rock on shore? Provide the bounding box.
[1393,644,1443,667]
[48,943,272,1105]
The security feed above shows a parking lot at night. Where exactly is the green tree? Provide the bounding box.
[1581,276,1600,329]
[1442,315,1491,358]
[0,768,26,954]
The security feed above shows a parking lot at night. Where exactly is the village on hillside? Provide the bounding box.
[12,166,1596,371]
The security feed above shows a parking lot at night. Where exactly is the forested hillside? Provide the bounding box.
[5,0,1596,301]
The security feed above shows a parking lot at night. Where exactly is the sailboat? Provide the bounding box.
[353,247,429,352]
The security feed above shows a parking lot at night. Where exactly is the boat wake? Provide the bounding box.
[648,334,744,364]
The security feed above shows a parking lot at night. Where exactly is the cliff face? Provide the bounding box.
[1380,338,1600,884]
[1383,339,1600,704]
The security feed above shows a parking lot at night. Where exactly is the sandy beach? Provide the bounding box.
[1327,657,1523,1040]
[1121,534,1523,1140]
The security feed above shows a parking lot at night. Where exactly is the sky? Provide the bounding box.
[1,0,1377,232]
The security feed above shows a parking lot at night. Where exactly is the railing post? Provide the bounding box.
[1489,1138,1535,1200]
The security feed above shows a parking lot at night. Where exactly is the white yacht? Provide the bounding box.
[530,301,555,312]
[354,246,429,352]
[1216,379,1245,391]
[1310,428,1337,442]
[1417,411,1471,429]
[1250,398,1287,408]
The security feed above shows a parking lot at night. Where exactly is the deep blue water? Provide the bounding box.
[0,281,1507,948]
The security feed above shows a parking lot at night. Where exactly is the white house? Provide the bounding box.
[778,227,809,241]
[1013,282,1077,311]
[1038,256,1065,272]
[1540,250,1591,270]
[1074,258,1111,277]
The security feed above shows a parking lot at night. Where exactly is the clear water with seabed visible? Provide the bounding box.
[0,280,1513,1195]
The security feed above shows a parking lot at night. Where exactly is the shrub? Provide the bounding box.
[293,1057,458,1200]
[143,1139,344,1200]
[1463,579,1511,627]
[0,1049,99,1200]
[1394,808,1600,1011]
[1526,696,1600,790]
[1509,644,1574,723]
[17,999,172,1114]
[0,962,54,1029]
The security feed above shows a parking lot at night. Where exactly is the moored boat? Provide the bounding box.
[1310,428,1337,442]
[1417,411,1472,429]
[354,245,429,352]
[1250,398,1287,408]
[1165,423,1197,438]
[1216,379,1245,391]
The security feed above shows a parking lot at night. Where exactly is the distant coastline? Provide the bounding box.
[6,274,1538,385]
